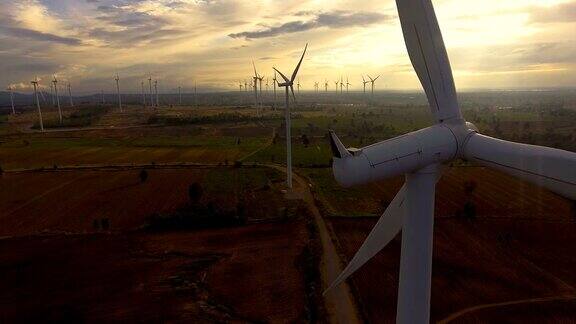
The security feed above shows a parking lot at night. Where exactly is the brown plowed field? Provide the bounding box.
[0,167,313,322]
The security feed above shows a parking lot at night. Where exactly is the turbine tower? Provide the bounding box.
[314,82,319,93]
[178,86,182,105]
[273,43,307,189]
[325,1,576,324]
[272,71,278,110]
[345,77,351,94]
[339,76,343,94]
[52,76,62,124]
[154,80,159,107]
[7,86,15,115]
[31,78,43,132]
[324,79,329,92]
[115,74,122,112]
[297,79,301,93]
[334,80,339,93]
[67,82,74,107]
[101,90,105,105]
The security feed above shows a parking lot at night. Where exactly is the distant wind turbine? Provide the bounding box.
[324,79,329,92]
[273,43,307,189]
[31,78,43,132]
[252,61,260,116]
[362,76,369,94]
[334,80,339,93]
[178,86,182,106]
[52,76,62,124]
[67,82,74,107]
[141,81,146,107]
[345,77,351,94]
[115,74,122,112]
[7,86,15,115]
[367,74,380,98]
[148,75,153,107]
[154,80,159,107]
[272,72,278,110]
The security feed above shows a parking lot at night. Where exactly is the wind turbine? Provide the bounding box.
[154,80,159,107]
[52,76,62,124]
[273,43,307,189]
[239,82,243,92]
[314,82,319,93]
[31,78,43,132]
[334,80,339,93]
[339,76,343,94]
[258,75,264,106]
[325,1,576,323]
[141,81,146,107]
[7,86,15,115]
[252,61,260,116]
[67,82,74,107]
[362,76,369,94]
[297,79,301,93]
[244,80,248,92]
[101,90,105,105]
[148,75,153,107]
[178,86,182,105]
[324,79,329,92]
[367,74,380,98]
[345,77,351,94]
[272,71,278,110]
[115,73,122,112]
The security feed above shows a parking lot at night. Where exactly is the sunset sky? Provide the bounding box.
[1,0,575,94]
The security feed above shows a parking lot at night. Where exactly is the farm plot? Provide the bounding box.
[329,216,576,323]
[0,167,285,236]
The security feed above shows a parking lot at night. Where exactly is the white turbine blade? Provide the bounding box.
[290,43,308,82]
[273,68,290,83]
[463,133,576,200]
[324,184,406,295]
[396,0,461,123]
[252,60,258,77]
[290,85,296,102]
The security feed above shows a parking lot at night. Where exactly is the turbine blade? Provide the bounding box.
[252,60,258,77]
[290,43,308,82]
[324,185,406,295]
[396,0,461,123]
[290,85,296,102]
[328,130,351,158]
[273,68,290,83]
[374,75,380,81]
[463,133,576,200]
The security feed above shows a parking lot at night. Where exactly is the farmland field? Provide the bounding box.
[0,166,321,322]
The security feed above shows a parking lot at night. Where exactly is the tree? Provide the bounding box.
[301,134,310,147]
[188,183,203,204]
[139,169,149,183]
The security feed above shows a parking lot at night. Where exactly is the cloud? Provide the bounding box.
[0,26,82,45]
[530,2,576,23]
[229,10,392,39]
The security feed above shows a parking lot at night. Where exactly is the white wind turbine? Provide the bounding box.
[154,80,159,107]
[141,81,146,107]
[273,43,307,189]
[148,75,153,107]
[67,82,74,107]
[7,86,15,115]
[52,76,63,124]
[324,79,329,92]
[362,75,369,94]
[252,61,260,116]
[272,72,278,109]
[115,73,122,112]
[325,1,576,323]
[31,78,44,132]
[334,80,339,93]
[345,77,351,94]
[367,74,380,98]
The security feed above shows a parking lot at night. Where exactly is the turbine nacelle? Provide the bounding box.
[330,125,458,187]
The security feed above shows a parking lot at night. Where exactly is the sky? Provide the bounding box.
[1,0,575,94]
